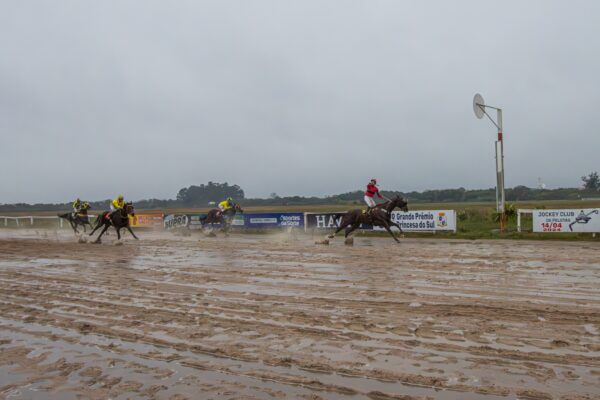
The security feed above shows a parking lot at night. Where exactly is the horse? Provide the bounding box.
[200,204,244,235]
[58,206,94,234]
[89,202,139,243]
[328,195,409,243]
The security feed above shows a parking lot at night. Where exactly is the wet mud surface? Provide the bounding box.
[1,230,600,399]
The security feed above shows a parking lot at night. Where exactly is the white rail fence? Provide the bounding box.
[1,215,98,228]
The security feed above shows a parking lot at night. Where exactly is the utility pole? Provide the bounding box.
[473,93,506,232]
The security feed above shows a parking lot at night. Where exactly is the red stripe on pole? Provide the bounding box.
[498,132,503,141]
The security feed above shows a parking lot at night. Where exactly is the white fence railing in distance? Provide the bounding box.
[1,215,98,228]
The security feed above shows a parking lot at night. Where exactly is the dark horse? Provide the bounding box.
[58,206,94,234]
[89,202,139,243]
[328,195,409,243]
[200,204,244,235]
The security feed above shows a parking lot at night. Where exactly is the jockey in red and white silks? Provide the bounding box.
[364,178,382,209]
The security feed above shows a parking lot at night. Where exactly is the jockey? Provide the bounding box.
[364,178,383,212]
[218,197,235,215]
[72,198,82,215]
[110,195,125,212]
[81,201,90,211]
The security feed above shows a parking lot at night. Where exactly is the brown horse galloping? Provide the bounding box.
[200,204,244,234]
[328,195,408,243]
[58,206,94,234]
[89,202,139,243]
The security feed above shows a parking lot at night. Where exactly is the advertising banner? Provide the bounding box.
[129,213,164,227]
[378,210,457,232]
[304,212,346,229]
[164,214,189,230]
[243,213,304,228]
[231,215,245,226]
[187,213,207,230]
[533,209,600,233]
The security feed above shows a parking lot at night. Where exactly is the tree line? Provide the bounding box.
[1,173,599,212]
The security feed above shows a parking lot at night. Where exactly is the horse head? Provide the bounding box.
[124,202,136,216]
[393,195,408,212]
[235,204,244,213]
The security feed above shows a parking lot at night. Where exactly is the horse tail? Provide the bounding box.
[58,212,70,220]
[92,212,105,229]
[199,215,207,225]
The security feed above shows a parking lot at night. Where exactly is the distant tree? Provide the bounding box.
[507,185,533,201]
[581,171,600,191]
[176,182,245,206]
[269,192,279,199]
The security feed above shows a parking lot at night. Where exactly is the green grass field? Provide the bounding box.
[2,199,600,241]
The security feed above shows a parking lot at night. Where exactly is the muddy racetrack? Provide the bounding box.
[1,230,600,399]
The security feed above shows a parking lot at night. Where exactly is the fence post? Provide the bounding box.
[16,218,20,227]
[517,210,521,233]
[30,216,34,225]
[4,217,6,227]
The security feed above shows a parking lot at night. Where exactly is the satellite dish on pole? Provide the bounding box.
[473,93,485,119]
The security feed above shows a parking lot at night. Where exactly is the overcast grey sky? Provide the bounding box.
[1,1,599,203]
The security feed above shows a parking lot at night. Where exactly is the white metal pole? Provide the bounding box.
[496,109,506,231]
[497,109,505,212]
[495,142,500,212]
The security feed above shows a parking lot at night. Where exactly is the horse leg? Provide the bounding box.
[70,220,78,234]
[116,228,121,240]
[390,221,404,237]
[126,226,139,240]
[345,223,360,238]
[89,217,104,236]
[381,221,400,243]
[93,224,110,243]
[328,222,349,239]
[89,224,99,236]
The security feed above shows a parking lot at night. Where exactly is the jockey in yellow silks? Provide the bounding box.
[110,195,125,211]
[218,197,235,214]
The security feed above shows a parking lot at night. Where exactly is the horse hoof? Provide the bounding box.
[315,239,329,245]
[114,241,123,246]
[344,237,354,246]
[78,237,87,244]
[207,232,217,237]
[93,240,101,245]
[327,235,334,239]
